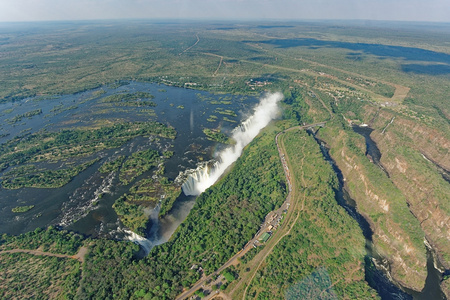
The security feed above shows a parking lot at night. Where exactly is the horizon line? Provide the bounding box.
[1,18,450,26]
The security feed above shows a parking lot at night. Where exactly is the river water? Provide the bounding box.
[350,125,446,300]
[352,125,389,177]
[313,126,446,300]
[0,82,258,237]
[308,129,412,299]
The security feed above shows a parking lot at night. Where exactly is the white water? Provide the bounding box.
[182,92,283,196]
[59,170,115,227]
[123,229,154,255]
[122,197,197,254]
[123,92,282,254]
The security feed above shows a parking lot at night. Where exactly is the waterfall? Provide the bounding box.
[122,203,161,255]
[181,92,283,196]
[123,229,153,255]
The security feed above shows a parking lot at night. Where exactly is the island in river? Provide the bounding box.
[0,20,449,299]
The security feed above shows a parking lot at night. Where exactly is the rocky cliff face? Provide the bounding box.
[364,106,450,271]
[319,127,428,291]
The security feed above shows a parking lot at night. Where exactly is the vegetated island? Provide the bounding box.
[0,20,449,300]
[101,92,157,107]
[11,205,34,213]
[203,128,234,144]
[5,109,43,125]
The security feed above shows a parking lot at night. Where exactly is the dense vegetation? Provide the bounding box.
[1,159,98,189]
[1,124,284,298]
[214,108,237,117]
[79,125,286,299]
[6,109,42,124]
[101,92,157,107]
[244,129,376,299]
[11,205,34,213]
[203,128,233,144]
[119,149,161,185]
[98,146,180,233]
[125,177,181,217]
[113,176,181,234]
[114,175,180,234]
[0,253,81,300]
[0,227,83,299]
[0,121,175,173]
[98,156,126,174]
[113,196,150,235]
[105,149,180,231]
[1,226,84,255]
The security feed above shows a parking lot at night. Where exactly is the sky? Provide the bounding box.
[0,0,449,23]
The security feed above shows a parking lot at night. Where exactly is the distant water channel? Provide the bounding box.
[313,126,446,300]
[0,82,258,237]
[308,129,411,299]
[351,125,389,177]
[350,125,446,300]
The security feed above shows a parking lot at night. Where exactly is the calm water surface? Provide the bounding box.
[0,82,257,236]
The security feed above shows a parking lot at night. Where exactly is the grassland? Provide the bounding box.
[228,129,376,299]
[1,21,449,134]
[0,253,81,300]
[0,20,449,299]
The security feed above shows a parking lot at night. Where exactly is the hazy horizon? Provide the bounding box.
[0,0,449,23]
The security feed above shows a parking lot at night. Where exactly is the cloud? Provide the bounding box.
[0,0,448,22]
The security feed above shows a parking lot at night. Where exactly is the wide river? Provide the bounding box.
[0,82,258,236]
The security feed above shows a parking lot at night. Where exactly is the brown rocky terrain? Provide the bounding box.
[356,106,450,297]
[318,126,428,291]
[364,107,450,269]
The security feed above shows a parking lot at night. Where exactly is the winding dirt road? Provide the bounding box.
[179,34,200,55]
[0,246,88,263]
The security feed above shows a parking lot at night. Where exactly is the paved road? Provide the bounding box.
[176,123,326,300]
[233,126,306,299]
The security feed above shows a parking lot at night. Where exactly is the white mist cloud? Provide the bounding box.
[182,92,283,196]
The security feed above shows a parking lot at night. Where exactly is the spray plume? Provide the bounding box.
[182,92,283,196]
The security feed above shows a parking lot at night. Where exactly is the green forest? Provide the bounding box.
[244,129,376,299]
[0,20,449,300]
[0,123,286,299]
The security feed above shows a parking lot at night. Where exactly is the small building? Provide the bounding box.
[258,232,271,243]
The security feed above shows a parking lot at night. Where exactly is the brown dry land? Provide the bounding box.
[0,246,88,263]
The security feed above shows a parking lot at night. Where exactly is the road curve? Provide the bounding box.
[176,122,326,300]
